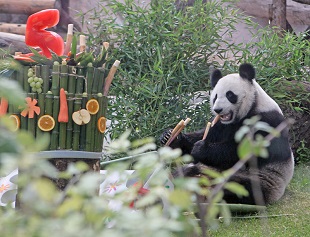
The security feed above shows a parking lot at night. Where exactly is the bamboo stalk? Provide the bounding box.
[37,93,45,117]
[20,93,28,130]
[95,93,108,152]
[91,67,100,94]
[79,35,86,53]
[76,67,85,94]
[60,64,69,91]
[202,122,211,140]
[23,66,30,93]
[66,92,74,149]
[45,91,53,116]
[85,94,95,151]
[165,118,191,146]
[103,60,120,96]
[41,65,50,93]
[79,92,88,151]
[97,67,105,93]
[27,93,37,138]
[64,24,73,55]
[50,95,60,150]
[211,114,221,127]
[51,64,60,96]
[72,93,82,150]
[16,68,23,89]
[86,66,94,95]
[68,66,77,94]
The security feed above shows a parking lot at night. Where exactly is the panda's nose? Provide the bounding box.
[214,108,223,114]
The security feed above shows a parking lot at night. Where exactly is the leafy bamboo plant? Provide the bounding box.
[83,0,254,142]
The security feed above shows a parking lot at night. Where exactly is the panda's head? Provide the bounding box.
[210,63,256,124]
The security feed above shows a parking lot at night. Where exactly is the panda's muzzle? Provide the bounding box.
[220,112,233,122]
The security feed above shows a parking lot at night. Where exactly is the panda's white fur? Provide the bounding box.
[161,63,294,205]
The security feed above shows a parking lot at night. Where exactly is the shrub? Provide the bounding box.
[84,0,253,141]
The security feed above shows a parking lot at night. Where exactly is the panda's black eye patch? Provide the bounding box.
[213,94,217,104]
[226,91,237,104]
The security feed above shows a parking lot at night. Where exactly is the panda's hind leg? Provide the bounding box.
[223,169,265,205]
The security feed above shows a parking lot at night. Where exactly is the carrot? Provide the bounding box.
[58,88,69,122]
[0,97,9,116]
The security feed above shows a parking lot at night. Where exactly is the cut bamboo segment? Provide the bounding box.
[64,24,73,55]
[103,60,120,96]
[79,35,86,52]
[165,118,191,146]
[202,122,211,140]
[211,114,221,127]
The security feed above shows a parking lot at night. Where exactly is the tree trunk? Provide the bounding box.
[270,0,287,35]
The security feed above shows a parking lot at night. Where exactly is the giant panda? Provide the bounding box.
[160,63,294,205]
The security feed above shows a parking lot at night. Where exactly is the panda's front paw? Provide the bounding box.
[160,129,173,145]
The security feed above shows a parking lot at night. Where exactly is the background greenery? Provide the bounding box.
[84,0,309,163]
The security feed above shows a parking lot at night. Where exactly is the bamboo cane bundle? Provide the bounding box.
[68,66,77,94]
[45,91,53,116]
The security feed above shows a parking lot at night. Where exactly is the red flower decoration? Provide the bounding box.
[25,9,64,58]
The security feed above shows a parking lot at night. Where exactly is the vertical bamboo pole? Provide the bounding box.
[41,65,50,93]
[51,64,60,96]
[72,93,82,150]
[68,66,77,94]
[76,67,85,94]
[91,68,100,94]
[79,92,88,151]
[27,93,37,138]
[86,66,94,95]
[97,68,105,93]
[50,94,59,150]
[60,64,69,91]
[45,91,53,116]
[95,93,108,152]
[66,92,74,149]
[23,66,30,93]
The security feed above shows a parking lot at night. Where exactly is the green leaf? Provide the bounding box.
[237,138,252,160]
[169,190,191,208]
[224,182,249,197]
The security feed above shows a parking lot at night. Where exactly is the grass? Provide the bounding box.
[208,164,310,237]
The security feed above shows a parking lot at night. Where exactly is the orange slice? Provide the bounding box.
[97,116,107,133]
[86,99,99,115]
[9,114,20,131]
[38,115,55,132]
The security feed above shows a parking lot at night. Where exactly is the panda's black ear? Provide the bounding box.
[239,63,255,81]
[210,69,222,88]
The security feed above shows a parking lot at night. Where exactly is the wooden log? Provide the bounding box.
[0,0,58,14]
[236,0,310,25]
[0,23,26,35]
